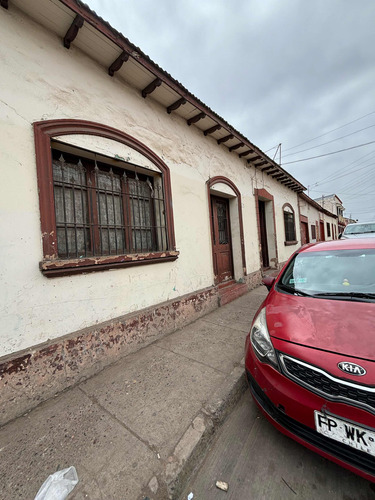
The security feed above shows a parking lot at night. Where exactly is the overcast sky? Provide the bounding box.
[86,0,375,221]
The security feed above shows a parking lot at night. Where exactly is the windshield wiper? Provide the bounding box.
[314,292,375,300]
[277,283,314,297]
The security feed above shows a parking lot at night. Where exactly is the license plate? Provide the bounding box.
[314,411,375,457]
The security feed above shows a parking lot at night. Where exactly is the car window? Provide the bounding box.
[279,249,375,295]
[344,223,375,235]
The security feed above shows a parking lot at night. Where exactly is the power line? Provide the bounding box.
[282,125,375,158]
[283,110,375,153]
[281,140,375,165]
[311,161,375,188]
[335,167,375,193]
[311,149,375,187]
[343,193,375,197]
[264,144,279,153]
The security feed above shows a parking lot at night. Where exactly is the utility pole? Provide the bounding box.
[273,143,282,164]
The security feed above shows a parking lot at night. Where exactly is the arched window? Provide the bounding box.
[34,120,177,276]
[282,203,297,245]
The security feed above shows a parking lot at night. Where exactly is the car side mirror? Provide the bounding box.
[262,276,276,291]
[338,233,342,239]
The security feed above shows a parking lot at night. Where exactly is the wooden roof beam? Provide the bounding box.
[254,160,268,168]
[142,78,162,98]
[64,15,84,49]
[247,155,261,164]
[265,169,279,175]
[108,51,129,77]
[187,112,206,126]
[258,164,273,171]
[272,173,287,179]
[167,97,187,114]
[229,142,244,152]
[204,124,222,136]
[239,150,254,158]
[217,134,234,144]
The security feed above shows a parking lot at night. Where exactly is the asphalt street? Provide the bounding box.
[181,391,375,500]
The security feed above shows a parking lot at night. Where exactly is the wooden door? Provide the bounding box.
[211,196,233,283]
[320,220,325,241]
[300,221,309,245]
[258,201,269,268]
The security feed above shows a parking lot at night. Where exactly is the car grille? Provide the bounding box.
[279,353,375,415]
[247,371,375,477]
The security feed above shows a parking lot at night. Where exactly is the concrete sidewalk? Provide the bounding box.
[0,286,267,500]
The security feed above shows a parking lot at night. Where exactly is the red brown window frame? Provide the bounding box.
[34,119,178,277]
[282,202,297,246]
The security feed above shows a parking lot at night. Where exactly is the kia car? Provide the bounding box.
[340,222,375,239]
[245,238,375,482]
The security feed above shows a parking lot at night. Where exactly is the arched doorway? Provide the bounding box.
[207,177,246,284]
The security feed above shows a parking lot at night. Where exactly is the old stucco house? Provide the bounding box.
[299,193,338,244]
[314,194,344,235]
[0,0,338,424]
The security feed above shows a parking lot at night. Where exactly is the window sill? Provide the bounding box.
[40,251,179,278]
[284,240,298,246]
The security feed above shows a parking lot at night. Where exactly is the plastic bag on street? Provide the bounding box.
[34,466,79,500]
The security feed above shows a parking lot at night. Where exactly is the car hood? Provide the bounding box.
[266,290,375,360]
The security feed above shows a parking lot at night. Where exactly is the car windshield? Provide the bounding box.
[278,248,375,298]
[344,223,375,235]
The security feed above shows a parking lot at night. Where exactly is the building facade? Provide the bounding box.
[0,0,320,424]
[314,194,345,235]
[299,193,338,243]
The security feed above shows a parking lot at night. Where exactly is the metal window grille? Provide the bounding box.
[52,150,168,259]
[217,201,229,244]
[284,211,296,242]
[311,224,316,240]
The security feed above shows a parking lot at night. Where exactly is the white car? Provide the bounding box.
[340,222,375,239]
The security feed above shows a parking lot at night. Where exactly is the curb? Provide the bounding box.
[142,362,248,500]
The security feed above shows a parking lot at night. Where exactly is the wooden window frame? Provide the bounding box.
[34,119,178,277]
[282,203,297,246]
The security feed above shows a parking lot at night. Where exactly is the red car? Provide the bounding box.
[245,238,375,482]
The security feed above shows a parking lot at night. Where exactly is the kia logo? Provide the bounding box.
[338,362,366,376]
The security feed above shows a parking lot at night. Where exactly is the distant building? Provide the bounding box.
[299,193,338,243]
[314,194,345,234]
[344,217,358,225]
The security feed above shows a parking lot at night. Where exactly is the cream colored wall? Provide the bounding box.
[299,199,338,241]
[299,200,320,242]
[253,171,301,263]
[0,7,301,356]
[323,215,339,240]
[0,8,237,356]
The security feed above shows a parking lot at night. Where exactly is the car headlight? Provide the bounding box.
[250,307,278,369]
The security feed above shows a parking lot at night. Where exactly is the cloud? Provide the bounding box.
[86,0,375,220]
